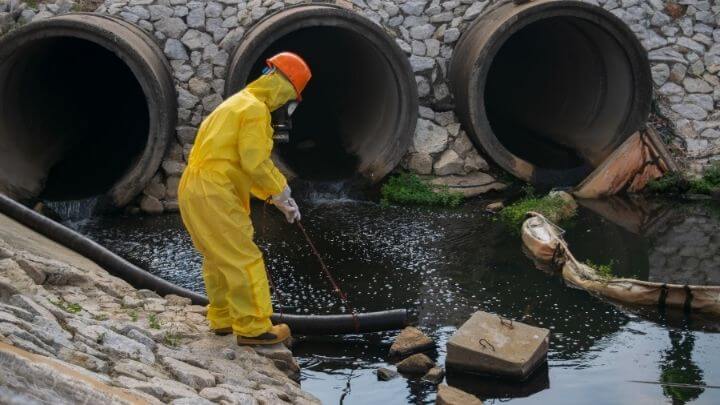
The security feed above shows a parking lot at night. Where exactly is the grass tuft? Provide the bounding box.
[585,259,615,279]
[499,194,577,230]
[647,162,720,196]
[381,173,463,207]
[148,313,161,329]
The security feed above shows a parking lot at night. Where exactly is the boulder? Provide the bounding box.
[433,149,464,176]
[396,353,434,375]
[389,326,434,358]
[436,384,483,405]
[446,311,549,380]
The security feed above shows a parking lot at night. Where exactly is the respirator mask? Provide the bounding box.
[264,65,299,144]
[271,101,298,144]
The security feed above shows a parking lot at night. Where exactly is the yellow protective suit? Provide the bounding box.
[178,72,296,337]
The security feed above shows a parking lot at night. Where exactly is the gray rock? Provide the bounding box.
[434,149,464,176]
[177,87,199,109]
[396,353,434,375]
[446,311,549,380]
[649,47,687,64]
[143,181,166,200]
[409,55,435,72]
[651,63,670,85]
[414,119,448,154]
[155,17,187,39]
[443,27,460,43]
[205,2,222,18]
[163,357,216,390]
[176,126,197,144]
[430,173,506,197]
[140,195,164,215]
[181,29,212,50]
[672,103,709,120]
[162,159,187,177]
[416,76,431,97]
[464,150,489,173]
[186,7,205,28]
[684,77,713,93]
[188,78,211,97]
[463,1,488,20]
[389,326,434,358]
[219,27,244,51]
[202,94,223,111]
[400,0,427,16]
[686,93,714,111]
[678,37,705,54]
[164,39,189,60]
[407,153,433,175]
[670,63,688,83]
[410,23,435,40]
[451,133,475,157]
[149,5,174,20]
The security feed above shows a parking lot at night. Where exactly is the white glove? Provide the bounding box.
[271,185,301,223]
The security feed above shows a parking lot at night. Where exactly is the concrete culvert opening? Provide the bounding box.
[0,14,176,207]
[450,0,652,186]
[226,4,418,182]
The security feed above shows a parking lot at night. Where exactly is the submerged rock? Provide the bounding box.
[485,201,504,213]
[376,367,399,381]
[436,384,483,405]
[422,366,445,384]
[389,326,434,358]
[430,173,506,197]
[396,353,434,375]
[446,311,549,380]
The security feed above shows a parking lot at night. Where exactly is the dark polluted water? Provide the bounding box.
[67,194,720,404]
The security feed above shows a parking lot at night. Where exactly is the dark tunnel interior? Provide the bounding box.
[484,16,634,173]
[246,26,400,181]
[0,37,149,201]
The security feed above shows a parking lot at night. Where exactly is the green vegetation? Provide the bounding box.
[381,173,463,207]
[163,331,181,347]
[499,192,577,230]
[48,298,83,314]
[585,259,616,279]
[148,313,161,329]
[93,314,108,321]
[647,163,720,196]
[128,309,139,322]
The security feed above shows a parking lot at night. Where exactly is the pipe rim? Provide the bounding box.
[453,0,652,185]
[0,14,176,206]
[226,4,418,182]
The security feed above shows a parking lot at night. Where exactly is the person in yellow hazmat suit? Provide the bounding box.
[178,52,311,345]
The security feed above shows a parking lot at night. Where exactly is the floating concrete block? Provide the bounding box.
[445,311,549,380]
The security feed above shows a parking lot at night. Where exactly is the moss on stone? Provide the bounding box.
[647,163,720,196]
[381,173,463,207]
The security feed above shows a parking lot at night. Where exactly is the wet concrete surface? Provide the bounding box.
[66,194,720,404]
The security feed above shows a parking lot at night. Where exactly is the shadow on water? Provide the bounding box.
[68,192,720,404]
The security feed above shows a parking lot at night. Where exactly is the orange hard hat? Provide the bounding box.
[266,52,312,101]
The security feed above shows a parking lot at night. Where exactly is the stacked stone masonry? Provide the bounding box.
[1,0,720,211]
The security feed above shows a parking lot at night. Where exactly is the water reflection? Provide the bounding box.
[661,330,704,404]
[69,196,720,404]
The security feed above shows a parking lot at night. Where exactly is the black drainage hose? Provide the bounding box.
[0,193,409,334]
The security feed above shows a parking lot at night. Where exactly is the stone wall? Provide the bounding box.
[1,0,720,211]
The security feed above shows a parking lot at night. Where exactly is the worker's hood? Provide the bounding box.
[244,72,298,112]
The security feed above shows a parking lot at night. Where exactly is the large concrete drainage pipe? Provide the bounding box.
[450,0,652,186]
[0,14,176,206]
[226,4,418,182]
